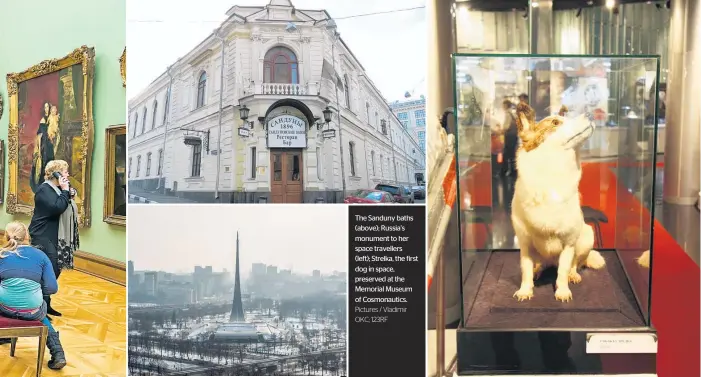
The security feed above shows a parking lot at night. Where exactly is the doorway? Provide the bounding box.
[270,150,303,203]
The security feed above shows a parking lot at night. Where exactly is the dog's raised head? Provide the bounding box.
[515,103,594,152]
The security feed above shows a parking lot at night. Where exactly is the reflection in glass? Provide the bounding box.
[273,154,282,181]
[113,134,126,216]
[289,154,300,181]
[454,55,659,338]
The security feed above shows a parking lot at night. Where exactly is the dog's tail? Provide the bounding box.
[637,250,650,269]
[585,250,606,270]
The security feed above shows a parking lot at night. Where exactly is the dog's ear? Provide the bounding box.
[515,103,535,132]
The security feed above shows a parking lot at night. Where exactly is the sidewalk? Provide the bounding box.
[128,189,199,204]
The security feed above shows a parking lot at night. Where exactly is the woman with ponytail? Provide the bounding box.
[0,221,67,370]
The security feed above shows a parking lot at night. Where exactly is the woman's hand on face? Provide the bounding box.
[58,177,70,191]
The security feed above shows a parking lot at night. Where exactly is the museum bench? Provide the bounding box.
[0,317,48,377]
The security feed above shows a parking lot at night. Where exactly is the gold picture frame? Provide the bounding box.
[5,45,95,227]
[103,124,126,226]
[119,47,126,88]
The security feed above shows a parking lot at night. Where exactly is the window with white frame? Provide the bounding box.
[141,108,148,134]
[133,113,139,138]
[191,143,202,177]
[157,149,164,175]
[366,103,370,124]
[136,155,141,177]
[128,157,132,178]
[371,151,376,175]
[163,90,169,125]
[152,101,158,130]
[344,75,351,109]
[146,152,152,176]
[196,71,207,109]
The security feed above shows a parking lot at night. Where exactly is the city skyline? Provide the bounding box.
[128,205,347,275]
[126,0,426,102]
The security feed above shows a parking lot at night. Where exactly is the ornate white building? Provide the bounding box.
[127,0,426,203]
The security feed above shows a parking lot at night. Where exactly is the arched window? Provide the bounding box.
[196,71,207,109]
[141,108,148,134]
[136,155,142,177]
[263,47,298,84]
[344,75,351,109]
[146,152,152,176]
[152,101,158,129]
[133,113,138,138]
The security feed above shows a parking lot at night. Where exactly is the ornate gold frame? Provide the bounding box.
[5,45,95,227]
[119,47,126,87]
[103,124,126,226]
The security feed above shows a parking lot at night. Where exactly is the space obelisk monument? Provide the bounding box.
[230,231,245,322]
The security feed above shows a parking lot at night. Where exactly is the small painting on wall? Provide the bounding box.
[5,45,95,227]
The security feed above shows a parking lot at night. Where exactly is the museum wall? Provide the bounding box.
[0,0,126,263]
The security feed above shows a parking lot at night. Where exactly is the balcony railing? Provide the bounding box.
[257,83,309,96]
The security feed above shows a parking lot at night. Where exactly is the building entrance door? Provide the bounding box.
[270,150,303,203]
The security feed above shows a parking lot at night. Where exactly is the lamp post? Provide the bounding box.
[239,105,250,138]
[328,28,347,197]
[214,27,226,201]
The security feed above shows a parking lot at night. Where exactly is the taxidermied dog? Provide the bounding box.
[511,103,606,303]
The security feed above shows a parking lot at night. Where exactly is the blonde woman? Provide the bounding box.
[0,221,67,370]
[28,159,79,318]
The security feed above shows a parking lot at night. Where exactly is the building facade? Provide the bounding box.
[389,96,427,156]
[127,0,426,203]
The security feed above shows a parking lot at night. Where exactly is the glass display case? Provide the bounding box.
[453,54,660,375]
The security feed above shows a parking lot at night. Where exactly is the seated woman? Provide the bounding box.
[0,221,67,370]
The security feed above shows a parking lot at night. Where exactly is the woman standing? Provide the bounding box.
[28,159,80,318]
[0,221,67,369]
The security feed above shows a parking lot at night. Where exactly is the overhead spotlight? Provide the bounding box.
[576,8,583,17]
[532,1,539,7]
[606,0,615,8]
[587,0,593,4]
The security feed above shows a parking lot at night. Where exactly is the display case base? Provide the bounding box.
[456,330,656,375]
[457,250,655,375]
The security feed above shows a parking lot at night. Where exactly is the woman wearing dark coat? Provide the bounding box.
[28,159,79,318]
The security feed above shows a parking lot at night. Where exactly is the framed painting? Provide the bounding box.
[119,47,126,88]
[103,124,126,226]
[5,45,95,227]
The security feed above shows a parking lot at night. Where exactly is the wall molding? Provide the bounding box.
[74,250,126,286]
[0,230,125,285]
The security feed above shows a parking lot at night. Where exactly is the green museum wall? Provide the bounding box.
[0,0,126,262]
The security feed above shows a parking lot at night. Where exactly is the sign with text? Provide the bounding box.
[267,114,307,148]
[348,205,426,377]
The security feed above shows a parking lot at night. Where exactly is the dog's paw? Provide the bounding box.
[585,250,606,270]
[513,287,534,301]
[554,287,573,302]
[568,270,582,284]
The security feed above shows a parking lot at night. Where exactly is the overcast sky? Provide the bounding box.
[126,0,426,102]
[128,205,348,276]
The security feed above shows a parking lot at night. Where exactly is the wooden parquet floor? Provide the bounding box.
[0,270,126,377]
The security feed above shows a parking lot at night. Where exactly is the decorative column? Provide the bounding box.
[664,0,701,204]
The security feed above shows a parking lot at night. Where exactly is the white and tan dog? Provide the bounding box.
[511,103,606,303]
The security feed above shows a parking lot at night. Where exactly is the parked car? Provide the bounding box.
[344,189,396,204]
[375,183,414,204]
[412,186,425,200]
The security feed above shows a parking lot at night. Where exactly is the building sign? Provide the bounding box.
[267,115,307,148]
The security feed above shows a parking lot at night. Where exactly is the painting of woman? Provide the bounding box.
[30,102,55,192]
